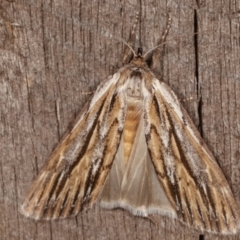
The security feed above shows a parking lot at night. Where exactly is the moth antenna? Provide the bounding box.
[121,39,137,57]
[144,16,172,62]
[143,42,166,59]
[158,16,172,47]
[122,12,139,64]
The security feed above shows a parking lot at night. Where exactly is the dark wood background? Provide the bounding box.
[1,0,240,239]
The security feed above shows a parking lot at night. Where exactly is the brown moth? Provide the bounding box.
[21,15,240,234]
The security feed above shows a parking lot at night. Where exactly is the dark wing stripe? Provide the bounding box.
[146,95,182,211]
[35,98,107,211]
[158,94,219,224]
[69,98,107,173]
[56,90,123,214]
[82,93,126,205]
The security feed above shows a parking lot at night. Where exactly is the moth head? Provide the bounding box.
[129,48,149,68]
[125,41,165,69]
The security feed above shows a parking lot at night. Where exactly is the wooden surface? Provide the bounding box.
[1,0,240,239]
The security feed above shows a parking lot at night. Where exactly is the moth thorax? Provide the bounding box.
[123,77,143,165]
[126,76,142,99]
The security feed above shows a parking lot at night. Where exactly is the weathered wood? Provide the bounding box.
[1,0,240,239]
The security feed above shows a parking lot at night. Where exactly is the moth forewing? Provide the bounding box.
[21,74,126,219]
[145,79,240,233]
[21,16,240,234]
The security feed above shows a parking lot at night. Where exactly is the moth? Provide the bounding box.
[22,15,240,234]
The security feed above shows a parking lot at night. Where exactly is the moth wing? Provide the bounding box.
[100,115,176,218]
[21,73,126,220]
[145,79,240,233]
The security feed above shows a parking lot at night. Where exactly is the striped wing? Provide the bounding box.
[145,79,240,233]
[22,73,126,219]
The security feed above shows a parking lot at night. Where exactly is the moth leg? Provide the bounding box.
[122,12,139,65]
[149,16,172,72]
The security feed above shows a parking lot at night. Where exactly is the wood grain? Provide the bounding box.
[1,0,240,239]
